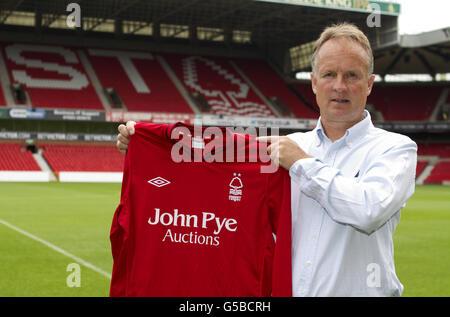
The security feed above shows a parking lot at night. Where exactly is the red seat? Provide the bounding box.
[163,53,276,117]
[86,49,193,113]
[415,161,428,178]
[424,161,450,184]
[0,81,6,106]
[235,59,318,119]
[367,85,442,121]
[2,43,103,110]
[417,143,450,158]
[42,144,124,172]
[0,144,41,171]
[290,82,320,118]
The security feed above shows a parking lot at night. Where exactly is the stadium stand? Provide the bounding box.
[162,53,276,117]
[13,40,448,124]
[234,58,319,119]
[0,2,450,183]
[289,82,320,118]
[0,143,41,171]
[0,84,6,106]
[418,143,450,158]
[367,85,443,121]
[1,43,104,110]
[86,49,193,113]
[40,143,124,172]
[416,161,428,178]
[416,143,450,184]
[423,161,450,184]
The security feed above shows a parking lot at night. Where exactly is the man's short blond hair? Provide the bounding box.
[311,23,374,77]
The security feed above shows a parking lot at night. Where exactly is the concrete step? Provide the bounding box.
[32,150,57,181]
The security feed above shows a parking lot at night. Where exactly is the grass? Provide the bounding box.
[393,185,450,297]
[0,182,120,297]
[0,183,448,297]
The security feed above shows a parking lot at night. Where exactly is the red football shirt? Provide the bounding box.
[110,122,291,297]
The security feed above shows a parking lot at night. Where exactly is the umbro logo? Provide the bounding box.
[148,177,171,187]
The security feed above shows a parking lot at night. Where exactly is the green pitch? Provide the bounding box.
[0,182,120,297]
[0,183,449,297]
[393,185,450,297]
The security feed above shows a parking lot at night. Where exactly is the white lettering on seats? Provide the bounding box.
[88,49,153,93]
[5,44,89,90]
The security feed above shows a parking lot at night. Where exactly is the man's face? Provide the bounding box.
[311,37,375,125]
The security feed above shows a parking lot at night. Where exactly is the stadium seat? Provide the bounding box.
[162,53,276,117]
[289,82,320,117]
[0,143,41,171]
[417,143,450,158]
[423,161,450,184]
[367,85,442,121]
[86,49,193,113]
[415,161,428,178]
[0,83,6,106]
[2,43,104,110]
[234,59,319,119]
[41,144,124,172]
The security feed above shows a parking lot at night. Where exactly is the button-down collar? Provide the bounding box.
[313,110,372,149]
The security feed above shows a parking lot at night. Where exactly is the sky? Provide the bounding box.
[396,0,450,34]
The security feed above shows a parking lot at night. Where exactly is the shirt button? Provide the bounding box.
[306,260,312,266]
[312,233,317,239]
[301,288,307,294]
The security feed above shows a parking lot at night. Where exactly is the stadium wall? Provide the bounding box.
[58,172,122,183]
[0,171,52,182]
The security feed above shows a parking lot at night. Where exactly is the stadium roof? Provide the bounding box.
[374,27,450,75]
[0,0,399,48]
[7,1,446,77]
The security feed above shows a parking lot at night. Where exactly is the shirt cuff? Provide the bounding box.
[289,157,319,182]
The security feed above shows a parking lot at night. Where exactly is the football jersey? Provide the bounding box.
[109,122,291,297]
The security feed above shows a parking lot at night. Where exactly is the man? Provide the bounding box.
[116,23,417,296]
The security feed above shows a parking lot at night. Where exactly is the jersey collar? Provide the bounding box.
[166,122,235,158]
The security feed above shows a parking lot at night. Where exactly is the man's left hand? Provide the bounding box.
[256,136,312,170]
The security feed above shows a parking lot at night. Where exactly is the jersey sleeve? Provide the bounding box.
[267,168,292,297]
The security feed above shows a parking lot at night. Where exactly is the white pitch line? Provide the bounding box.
[0,218,111,280]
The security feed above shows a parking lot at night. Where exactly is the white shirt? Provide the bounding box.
[288,110,417,297]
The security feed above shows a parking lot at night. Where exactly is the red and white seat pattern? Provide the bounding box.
[235,59,319,119]
[415,161,428,178]
[164,53,275,117]
[424,161,450,184]
[2,43,103,109]
[290,82,320,118]
[86,49,193,113]
[417,143,450,184]
[1,42,448,124]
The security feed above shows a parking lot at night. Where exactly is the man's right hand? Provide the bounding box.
[117,121,136,155]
